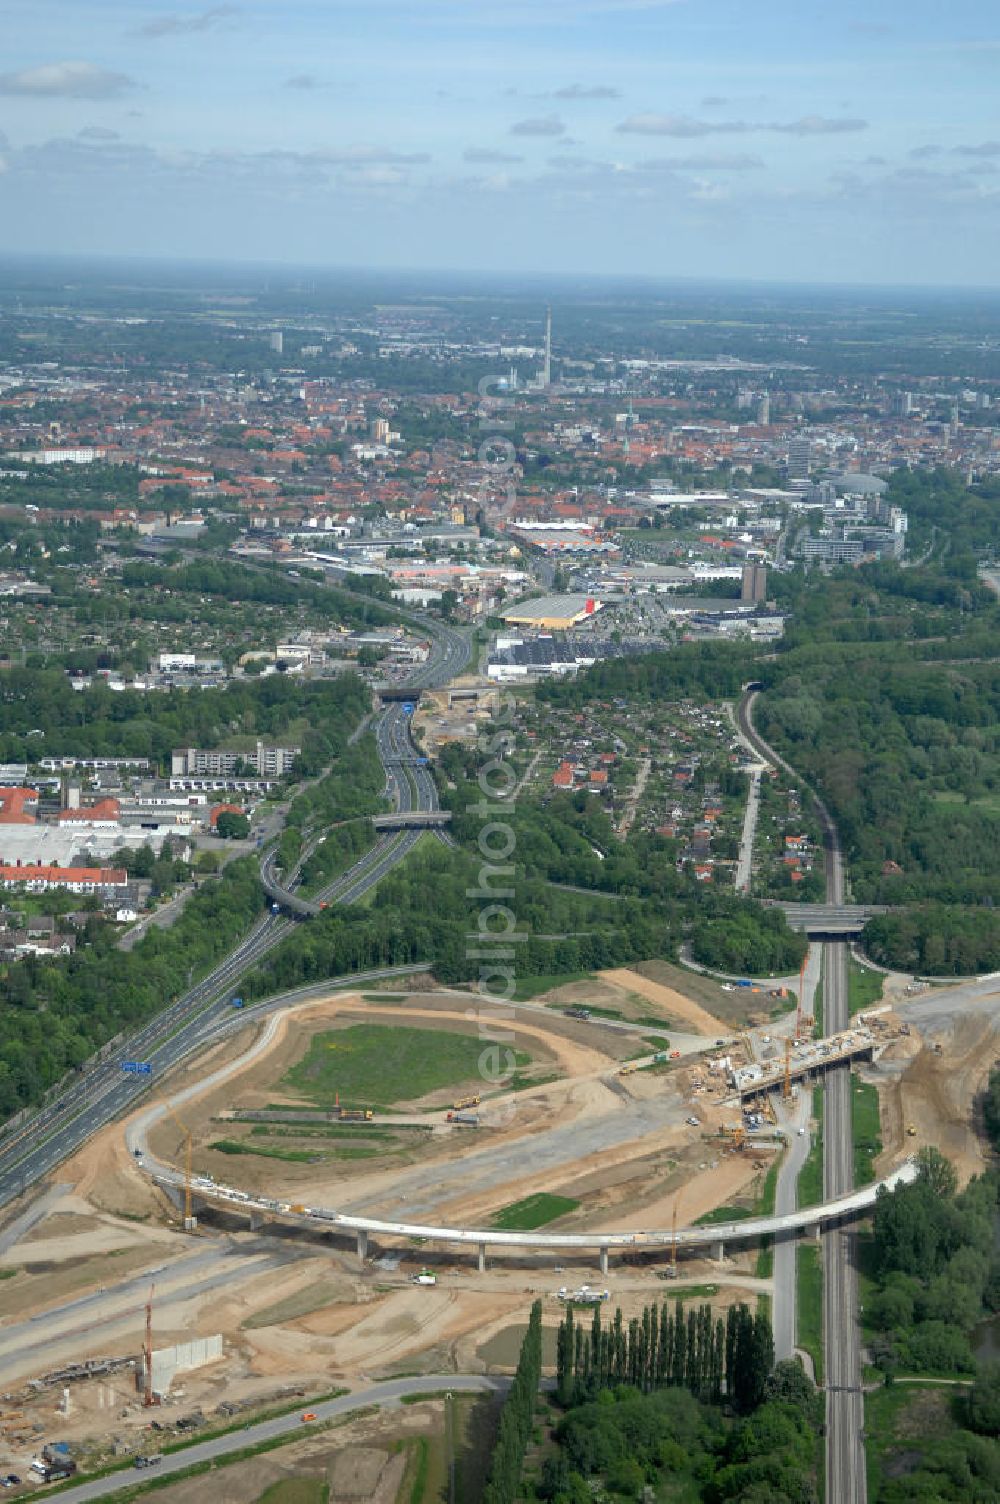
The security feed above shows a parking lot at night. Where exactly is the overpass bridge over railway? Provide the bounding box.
[772,902,891,936]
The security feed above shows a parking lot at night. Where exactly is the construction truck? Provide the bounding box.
[338,1107,374,1122]
[452,1095,481,1111]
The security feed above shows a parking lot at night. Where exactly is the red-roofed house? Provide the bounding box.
[0,788,38,824]
[57,798,121,826]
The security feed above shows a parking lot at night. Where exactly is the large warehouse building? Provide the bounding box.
[500,594,602,631]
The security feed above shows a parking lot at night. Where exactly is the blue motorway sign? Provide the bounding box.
[402,702,415,715]
[122,1061,152,1076]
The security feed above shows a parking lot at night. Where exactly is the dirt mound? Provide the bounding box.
[598,969,726,1037]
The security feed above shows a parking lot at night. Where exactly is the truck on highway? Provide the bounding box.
[231,996,243,1009]
[564,1007,591,1020]
[446,1112,479,1126]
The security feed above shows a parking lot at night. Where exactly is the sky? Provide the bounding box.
[2,0,1000,286]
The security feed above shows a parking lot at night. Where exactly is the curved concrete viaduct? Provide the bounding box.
[147,1158,917,1274]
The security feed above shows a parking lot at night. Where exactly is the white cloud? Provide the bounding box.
[0,61,135,99]
[640,152,763,170]
[553,83,620,100]
[953,141,1000,157]
[463,147,524,163]
[510,114,566,137]
[616,113,866,138]
[134,6,240,38]
[772,116,867,136]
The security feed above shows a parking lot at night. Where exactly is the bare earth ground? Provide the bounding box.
[0,966,824,1476]
[597,968,729,1037]
[875,1007,1000,1186]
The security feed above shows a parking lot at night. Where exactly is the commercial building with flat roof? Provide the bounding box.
[501,595,601,631]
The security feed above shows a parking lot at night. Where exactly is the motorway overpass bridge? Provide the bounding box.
[774,902,890,936]
[372,811,452,831]
[153,1158,919,1275]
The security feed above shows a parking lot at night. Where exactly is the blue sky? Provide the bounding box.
[2,0,1000,284]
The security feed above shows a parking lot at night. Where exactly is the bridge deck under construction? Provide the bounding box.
[731,1025,876,1099]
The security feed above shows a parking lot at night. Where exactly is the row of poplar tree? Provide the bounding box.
[482,1298,543,1504]
[556,1298,775,1414]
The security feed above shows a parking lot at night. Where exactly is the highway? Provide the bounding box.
[739,689,868,1501]
[0,611,471,1215]
[50,1375,506,1504]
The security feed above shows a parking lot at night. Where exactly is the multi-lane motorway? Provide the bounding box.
[0,612,471,1215]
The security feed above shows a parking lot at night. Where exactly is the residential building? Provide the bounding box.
[170,742,300,778]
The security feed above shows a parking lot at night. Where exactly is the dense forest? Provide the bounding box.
[529,1300,821,1503]
[0,858,263,1117]
[0,668,371,774]
[756,561,1000,971]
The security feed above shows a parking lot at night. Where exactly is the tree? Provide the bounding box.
[215,810,251,840]
[969,1364,1000,1437]
[763,1358,817,1414]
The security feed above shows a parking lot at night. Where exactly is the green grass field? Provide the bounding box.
[863,1382,957,1501]
[514,972,592,1000]
[256,1478,329,1503]
[933,790,1000,817]
[852,1077,882,1187]
[848,955,885,1017]
[797,1091,824,1206]
[282,1024,530,1109]
[210,1139,319,1163]
[491,1192,580,1230]
[797,1243,824,1384]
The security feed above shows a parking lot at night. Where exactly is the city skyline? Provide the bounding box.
[2,1,1000,285]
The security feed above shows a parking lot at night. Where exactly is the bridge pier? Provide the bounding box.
[248,1212,264,1233]
[183,1215,198,1232]
[805,1223,820,1242]
[478,1243,486,1274]
[356,1230,369,1262]
[712,1240,725,1264]
[599,1246,609,1277]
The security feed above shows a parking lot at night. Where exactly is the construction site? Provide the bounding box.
[0,955,992,1497]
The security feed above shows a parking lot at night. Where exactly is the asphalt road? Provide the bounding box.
[0,615,471,1216]
[0,1245,306,1389]
[50,1375,505,1503]
[771,1092,811,1362]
